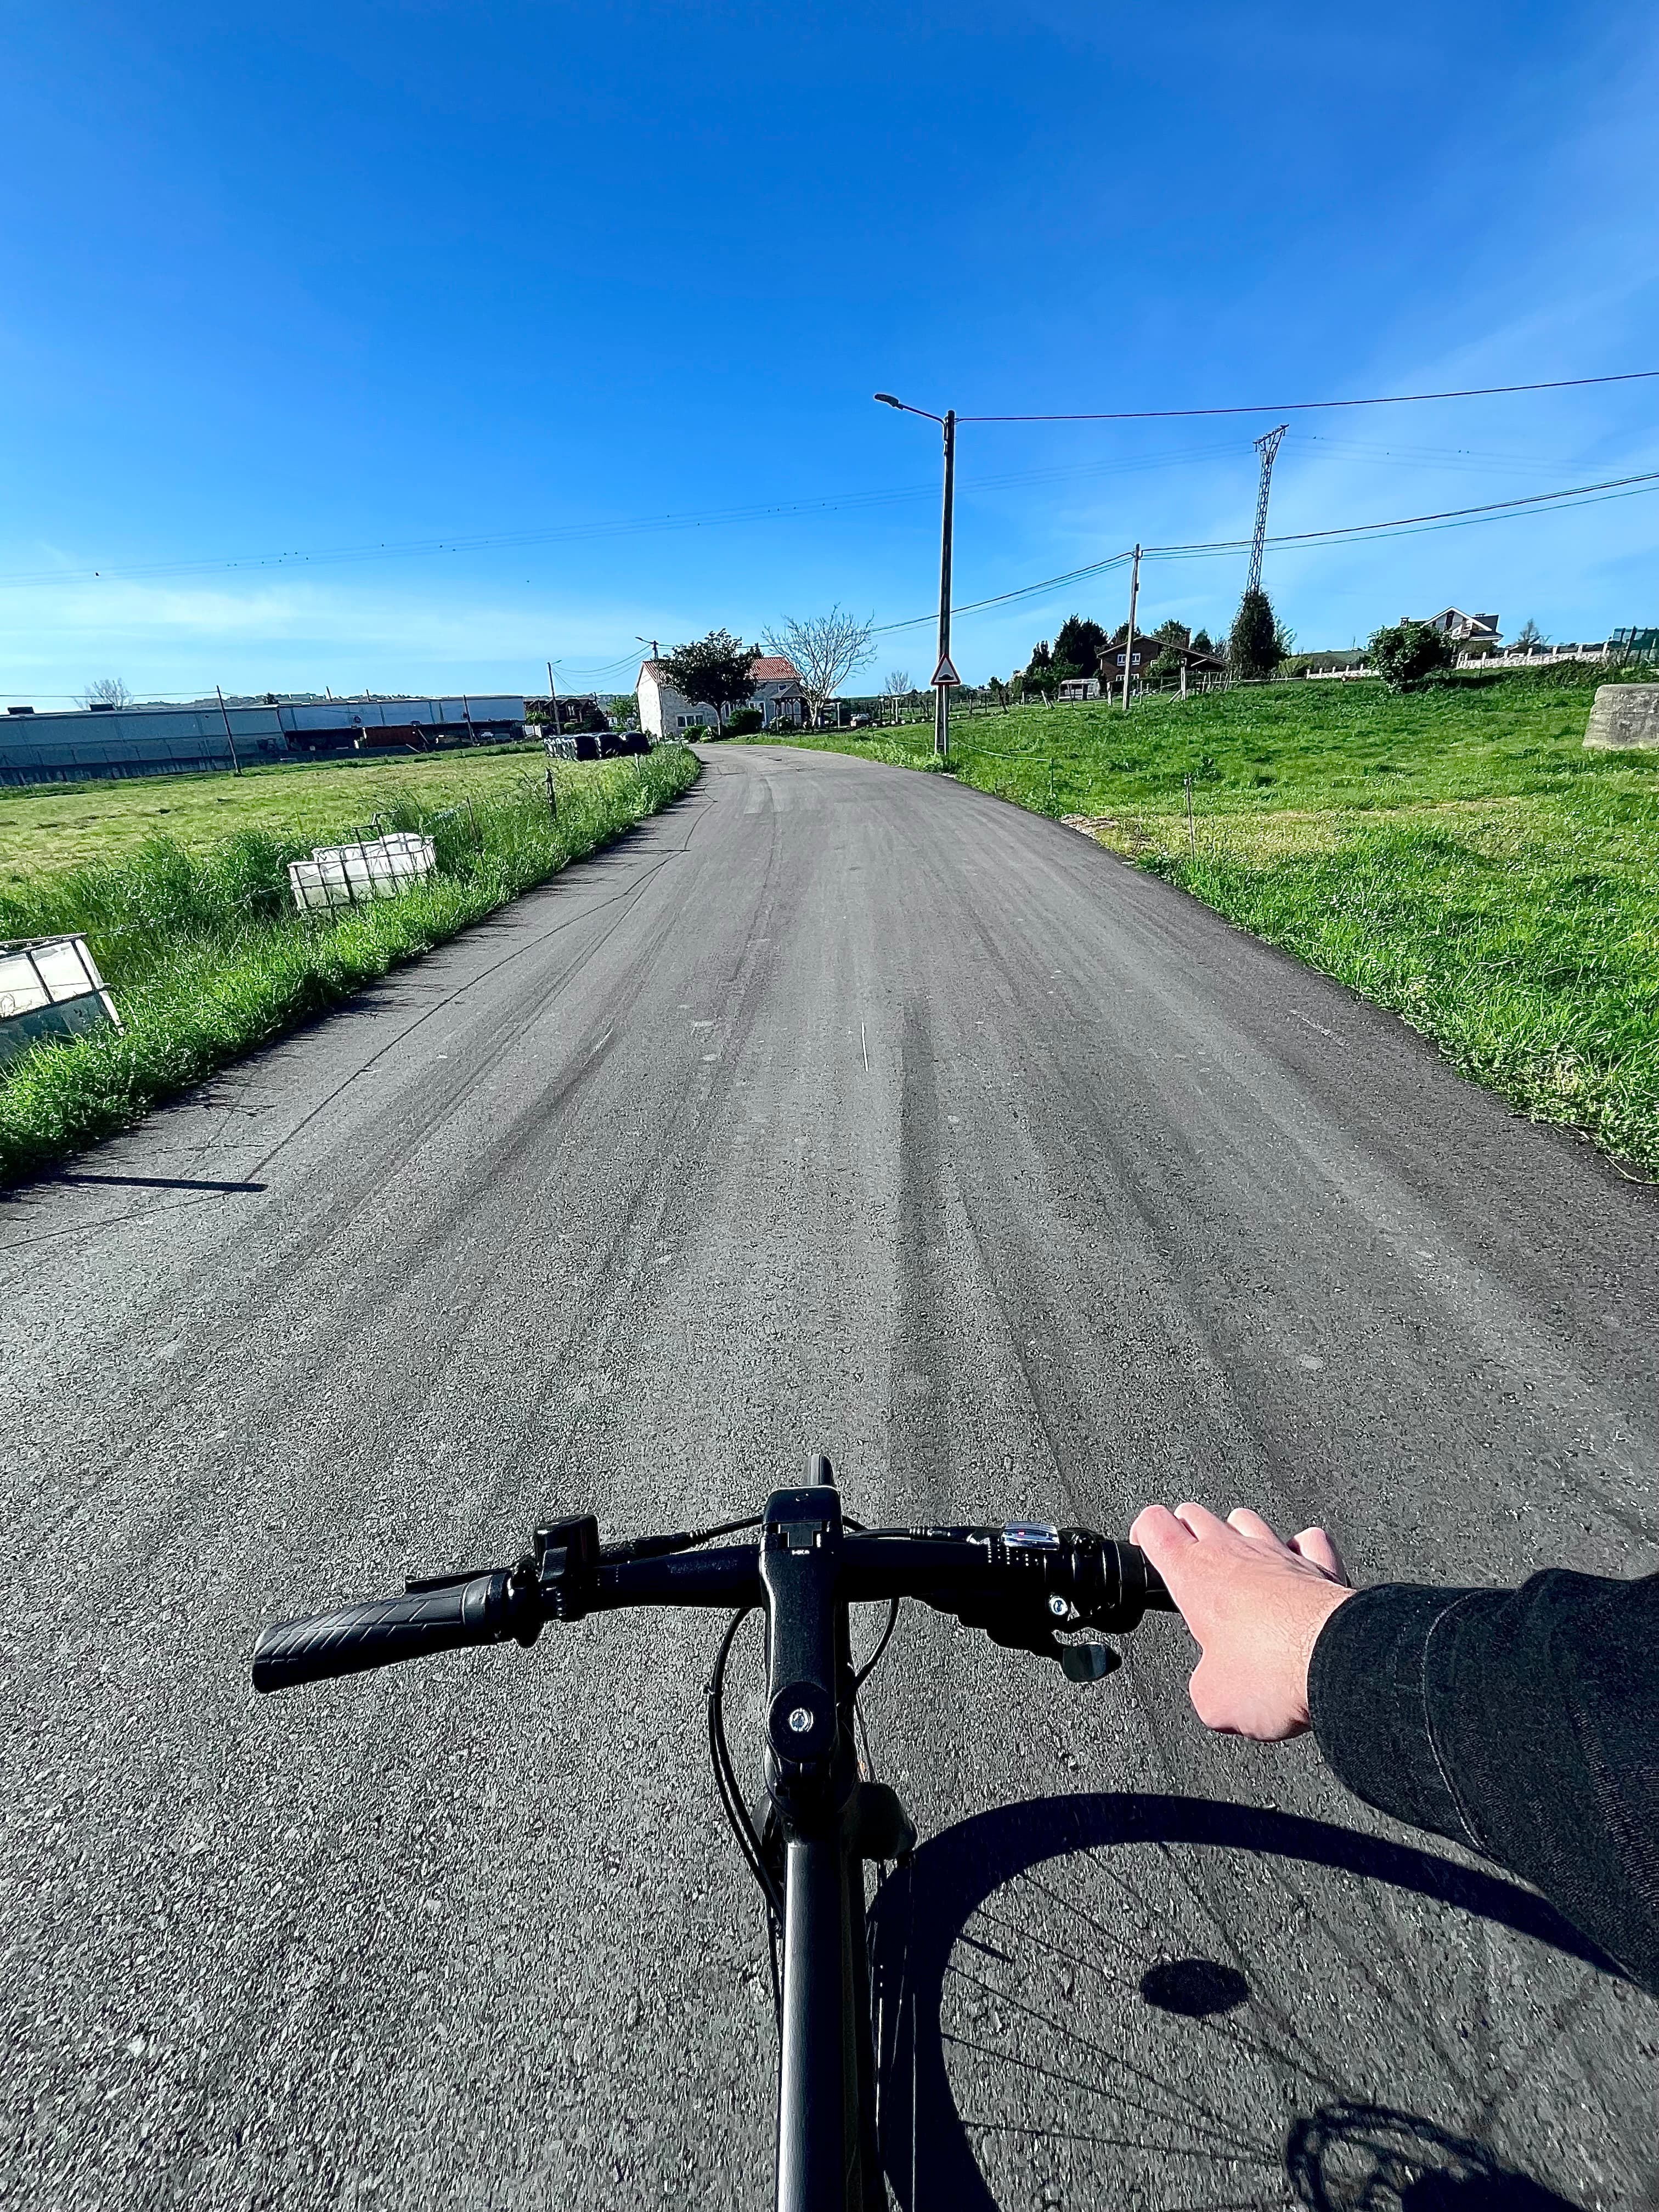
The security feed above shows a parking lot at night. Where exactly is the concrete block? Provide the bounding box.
[1583,684,1659,749]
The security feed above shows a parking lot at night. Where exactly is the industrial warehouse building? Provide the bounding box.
[0,695,528,786]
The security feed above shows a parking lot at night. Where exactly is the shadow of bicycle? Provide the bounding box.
[868,1795,1650,2212]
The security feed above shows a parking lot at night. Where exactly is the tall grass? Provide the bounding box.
[0,749,698,1184]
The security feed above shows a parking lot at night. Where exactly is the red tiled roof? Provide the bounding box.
[640,655,802,685]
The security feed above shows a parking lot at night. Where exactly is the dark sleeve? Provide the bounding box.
[1306,1569,1659,1997]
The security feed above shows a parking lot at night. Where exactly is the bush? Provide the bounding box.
[1368,622,1457,692]
[725,706,765,735]
[1148,648,1185,684]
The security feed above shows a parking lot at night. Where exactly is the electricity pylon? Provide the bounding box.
[1246,424,1289,596]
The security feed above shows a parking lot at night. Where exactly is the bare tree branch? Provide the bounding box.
[82,676,133,708]
[761,608,874,727]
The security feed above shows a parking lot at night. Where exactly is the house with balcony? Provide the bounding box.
[1404,608,1502,652]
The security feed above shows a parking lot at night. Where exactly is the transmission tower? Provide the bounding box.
[1246,424,1289,596]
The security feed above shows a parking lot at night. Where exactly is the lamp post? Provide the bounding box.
[875,394,956,759]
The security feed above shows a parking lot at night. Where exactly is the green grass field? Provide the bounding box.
[0,745,699,1184]
[747,670,1659,1178]
[0,744,565,884]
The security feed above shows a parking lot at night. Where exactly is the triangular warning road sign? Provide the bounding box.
[931,652,961,687]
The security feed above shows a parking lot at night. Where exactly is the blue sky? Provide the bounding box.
[3,0,1657,702]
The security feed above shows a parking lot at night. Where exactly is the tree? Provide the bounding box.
[1052,613,1109,682]
[1153,618,1192,647]
[606,693,639,730]
[988,675,1010,713]
[1514,618,1547,652]
[1022,640,1058,701]
[1228,588,1285,680]
[1192,629,1215,654]
[761,607,874,727]
[882,668,911,696]
[659,629,757,726]
[1148,647,1186,684]
[83,675,132,708]
[1367,621,1456,692]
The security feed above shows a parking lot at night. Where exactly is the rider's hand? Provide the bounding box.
[1129,1503,1355,1741]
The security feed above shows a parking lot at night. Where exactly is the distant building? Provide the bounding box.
[0,695,526,787]
[636,655,807,737]
[1097,634,1226,686]
[1404,608,1501,651]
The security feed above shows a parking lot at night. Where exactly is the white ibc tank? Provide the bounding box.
[0,934,121,1071]
[289,832,438,912]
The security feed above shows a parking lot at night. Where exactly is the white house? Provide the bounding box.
[1403,608,1501,650]
[636,654,808,737]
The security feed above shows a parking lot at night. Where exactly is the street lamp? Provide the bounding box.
[873,394,957,760]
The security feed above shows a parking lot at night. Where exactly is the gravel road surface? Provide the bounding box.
[3,742,1656,2210]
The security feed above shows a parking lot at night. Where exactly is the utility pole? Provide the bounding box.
[547,659,561,737]
[934,408,956,759]
[873,393,959,755]
[1247,425,1289,597]
[1120,545,1142,713]
[215,685,244,776]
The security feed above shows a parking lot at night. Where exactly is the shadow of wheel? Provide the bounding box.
[868,1795,1651,2212]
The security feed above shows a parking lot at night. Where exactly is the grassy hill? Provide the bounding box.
[752,671,1659,1179]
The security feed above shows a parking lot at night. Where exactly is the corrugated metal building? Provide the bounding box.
[0,696,528,787]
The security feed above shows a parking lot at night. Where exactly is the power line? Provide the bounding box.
[874,465,1659,635]
[0,443,1256,593]
[1152,466,1659,555]
[873,551,1136,634]
[959,369,1659,424]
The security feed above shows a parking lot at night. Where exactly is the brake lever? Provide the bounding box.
[951,1596,1122,1681]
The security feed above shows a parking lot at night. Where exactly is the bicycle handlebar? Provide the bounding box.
[252,1515,1174,1695]
[251,1570,535,1694]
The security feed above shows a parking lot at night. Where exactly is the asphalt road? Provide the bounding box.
[3,742,1656,2212]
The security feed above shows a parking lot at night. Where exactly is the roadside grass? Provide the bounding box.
[749,673,1659,1177]
[0,747,699,1186]
[0,743,565,884]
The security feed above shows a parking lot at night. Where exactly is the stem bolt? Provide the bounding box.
[1049,1595,1069,1618]
[787,1706,815,1735]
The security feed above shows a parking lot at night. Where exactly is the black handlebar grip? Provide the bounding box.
[1137,1555,1176,1611]
[252,1571,519,1694]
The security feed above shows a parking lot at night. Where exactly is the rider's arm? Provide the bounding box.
[1130,1502,1659,1999]
[1307,1566,1659,1995]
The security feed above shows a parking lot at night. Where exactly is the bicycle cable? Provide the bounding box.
[853,1598,901,1691]
[707,1606,783,1925]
